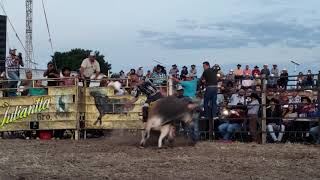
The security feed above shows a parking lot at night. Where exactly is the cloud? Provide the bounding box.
[139,19,320,49]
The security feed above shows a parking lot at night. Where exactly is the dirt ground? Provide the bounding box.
[0,131,319,180]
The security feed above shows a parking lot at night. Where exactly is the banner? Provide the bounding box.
[83,87,145,129]
[0,87,78,131]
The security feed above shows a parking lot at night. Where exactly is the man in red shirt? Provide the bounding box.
[252,66,261,77]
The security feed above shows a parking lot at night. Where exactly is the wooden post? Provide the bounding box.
[168,76,173,96]
[75,77,80,140]
[261,79,267,144]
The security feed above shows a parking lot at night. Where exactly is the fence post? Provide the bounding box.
[261,78,267,144]
[168,76,173,96]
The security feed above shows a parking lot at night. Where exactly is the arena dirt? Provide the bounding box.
[0,131,319,180]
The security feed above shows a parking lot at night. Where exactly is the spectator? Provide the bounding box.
[119,70,126,79]
[214,64,224,77]
[305,70,314,87]
[267,74,278,90]
[146,70,152,79]
[180,66,188,79]
[190,64,197,78]
[43,62,60,86]
[201,61,218,118]
[234,64,243,81]
[169,64,179,78]
[80,52,101,87]
[282,104,298,140]
[242,74,254,89]
[278,69,289,90]
[20,70,33,96]
[28,80,47,96]
[296,72,305,89]
[60,67,75,86]
[261,64,270,79]
[219,103,246,141]
[172,74,198,99]
[228,88,246,106]
[253,73,262,86]
[251,66,261,77]
[271,64,279,77]
[227,69,235,81]
[267,98,285,143]
[128,69,136,76]
[255,85,262,95]
[151,65,166,86]
[137,67,144,78]
[6,48,23,90]
[243,65,251,76]
[288,91,301,108]
[175,85,184,99]
[247,93,260,143]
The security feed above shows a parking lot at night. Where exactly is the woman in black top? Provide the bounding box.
[43,62,60,86]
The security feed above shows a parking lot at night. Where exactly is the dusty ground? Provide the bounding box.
[0,132,319,180]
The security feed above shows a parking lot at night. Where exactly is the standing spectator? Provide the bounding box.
[247,93,260,143]
[190,64,197,78]
[43,62,60,86]
[6,48,23,89]
[278,69,289,90]
[151,65,166,86]
[119,70,126,79]
[172,74,198,99]
[219,103,246,141]
[80,52,101,87]
[261,64,270,79]
[180,66,188,79]
[251,66,261,77]
[271,64,279,77]
[267,74,278,90]
[243,65,251,76]
[146,70,152,79]
[169,64,179,78]
[267,99,285,143]
[137,67,144,78]
[305,70,314,87]
[234,64,243,81]
[201,61,218,118]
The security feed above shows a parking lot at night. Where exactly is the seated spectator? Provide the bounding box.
[279,92,289,105]
[60,67,75,86]
[298,97,315,116]
[282,104,298,139]
[28,80,47,96]
[219,103,246,141]
[247,93,260,143]
[296,72,305,89]
[278,69,288,90]
[261,64,270,79]
[242,74,254,89]
[267,74,278,90]
[20,70,33,96]
[255,85,262,95]
[228,88,246,106]
[288,91,301,108]
[267,98,285,143]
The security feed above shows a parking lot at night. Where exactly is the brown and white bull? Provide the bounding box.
[140,96,198,148]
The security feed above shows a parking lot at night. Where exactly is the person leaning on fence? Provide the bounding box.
[20,70,33,96]
[60,67,75,86]
[43,62,60,86]
[201,61,219,119]
[125,74,163,123]
[80,52,100,87]
[247,93,261,143]
[266,98,285,143]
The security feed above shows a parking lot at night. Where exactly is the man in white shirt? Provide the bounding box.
[228,88,246,106]
[80,52,101,86]
[288,91,301,108]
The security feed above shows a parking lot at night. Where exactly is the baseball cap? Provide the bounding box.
[177,85,184,91]
[89,52,96,56]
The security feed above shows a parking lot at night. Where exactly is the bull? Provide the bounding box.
[90,91,134,125]
[140,96,198,148]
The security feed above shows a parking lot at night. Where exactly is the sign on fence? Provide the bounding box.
[0,87,78,131]
[83,87,145,129]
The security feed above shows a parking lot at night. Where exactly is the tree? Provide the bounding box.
[50,48,111,74]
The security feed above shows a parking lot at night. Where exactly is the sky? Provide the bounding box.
[1,0,320,74]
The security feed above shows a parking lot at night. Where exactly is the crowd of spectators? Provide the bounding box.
[1,49,319,144]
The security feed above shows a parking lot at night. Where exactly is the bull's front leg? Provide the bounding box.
[158,125,171,148]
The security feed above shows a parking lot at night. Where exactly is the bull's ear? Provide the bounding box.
[187,104,197,110]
